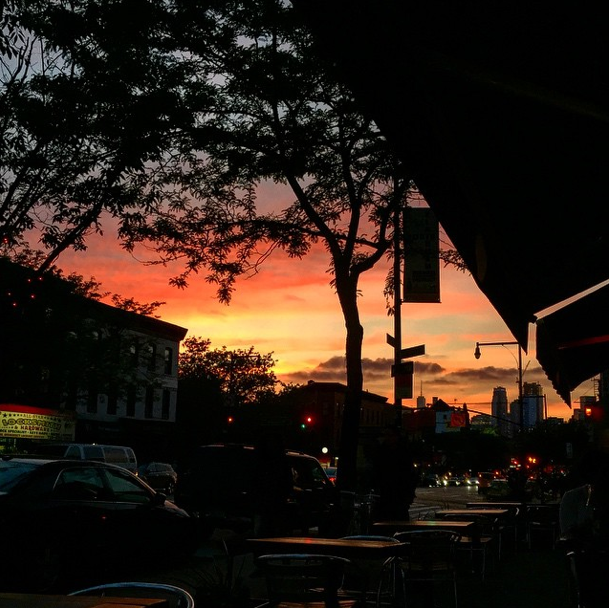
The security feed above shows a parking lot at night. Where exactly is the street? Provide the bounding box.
[411,483,484,512]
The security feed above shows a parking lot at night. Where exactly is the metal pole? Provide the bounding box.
[474,340,524,431]
[517,345,524,430]
[393,204,402,427]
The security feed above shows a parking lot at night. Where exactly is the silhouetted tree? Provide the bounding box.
[2,1,463,490]
[118,0,456,490]
[0,0,208,267]
[179,337,277,408]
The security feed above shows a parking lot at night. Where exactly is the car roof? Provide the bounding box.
[0,456,55,465]
[200,443,318,460]
[1,456,134,473]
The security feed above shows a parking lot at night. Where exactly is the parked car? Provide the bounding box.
[30,443,138,474]
[175,444,340,539]
[138,462,178,494]
[0,456,196,592]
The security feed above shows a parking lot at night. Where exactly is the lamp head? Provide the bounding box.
[474,344,481,359]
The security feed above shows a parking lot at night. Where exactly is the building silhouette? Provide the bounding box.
[491,386,509,436]
[0,259,187,460]
[522,382,545,427]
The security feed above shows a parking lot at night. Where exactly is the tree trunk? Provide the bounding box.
[335,279,364,493]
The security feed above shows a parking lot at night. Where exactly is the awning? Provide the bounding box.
[537,284,609,406]
[294,0,609,404]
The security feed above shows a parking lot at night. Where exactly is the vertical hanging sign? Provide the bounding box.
[392,361,414,399]
[403,207,440,303]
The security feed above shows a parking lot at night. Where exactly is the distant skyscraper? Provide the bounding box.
[491,387,509,436]
[522,382,544,427]
[416,394,426,409]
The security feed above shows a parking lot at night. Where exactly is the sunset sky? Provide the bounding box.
[55,212,594,423]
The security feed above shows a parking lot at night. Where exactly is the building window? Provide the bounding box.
[145,387,155,418]
[130,342,139,367]
[164,347,173,375]
[107,386,118,416]
[126,388,136,417]
[86,386,98,414]
[65,382,78,410]
[162,389,171,420]
[147,343,157,372]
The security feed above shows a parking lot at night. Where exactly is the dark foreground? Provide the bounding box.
[55,526,572,608]
[2,486,580,607]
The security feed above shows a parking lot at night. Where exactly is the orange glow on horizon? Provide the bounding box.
[56,231,582,422]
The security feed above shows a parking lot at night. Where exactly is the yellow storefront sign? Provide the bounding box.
[0,404,76,441]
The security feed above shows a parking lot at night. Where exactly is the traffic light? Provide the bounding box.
[301,415,313,429]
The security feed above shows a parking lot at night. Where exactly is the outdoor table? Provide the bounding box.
[373,519,476,535]
[0,593,168,608]
[466,501,523,510]
[466,502,524,549]
[246,536,405,606]
[246,536,405,560]
[435,508,509,519]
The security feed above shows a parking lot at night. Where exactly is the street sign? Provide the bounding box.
[391,361,414,377]
[392,361,414,399]
[400,344,425,359]
[386,335,425,359]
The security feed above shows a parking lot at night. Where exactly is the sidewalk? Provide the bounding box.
[131,529,574,608]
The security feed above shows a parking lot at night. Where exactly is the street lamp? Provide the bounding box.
[474,340,524,430]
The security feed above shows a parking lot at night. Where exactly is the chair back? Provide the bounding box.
[255,553,353,607]
[393,530,461,576]
[527,503,559,523]
[339,535,401,598]
[443,512,499,540]
[68,581,195,608]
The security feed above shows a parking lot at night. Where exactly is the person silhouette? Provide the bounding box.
[252,432,294,537]
[370,426,417,521]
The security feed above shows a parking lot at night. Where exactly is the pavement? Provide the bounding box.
[117,521,575,608]
[64,492,575,607]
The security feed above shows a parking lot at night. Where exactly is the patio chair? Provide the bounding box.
[526,504,560,549]
[393,530,461,608]
[68,581,195,608]
[254,553,361,608]
[341,535,402,607]
[440,513,500,580]
[466,503,522,553]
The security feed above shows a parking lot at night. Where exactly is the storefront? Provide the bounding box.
[0,403,76,451]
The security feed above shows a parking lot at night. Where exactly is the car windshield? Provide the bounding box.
[0,460,40,492]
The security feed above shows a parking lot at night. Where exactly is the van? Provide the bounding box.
[174,443,340,539]
[31,443,138,474]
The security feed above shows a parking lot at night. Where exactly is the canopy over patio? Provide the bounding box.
[294,0,608,405]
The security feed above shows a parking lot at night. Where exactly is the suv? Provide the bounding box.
[30,443,138,474]
[138,462,178,494]
[174,444,340,539]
